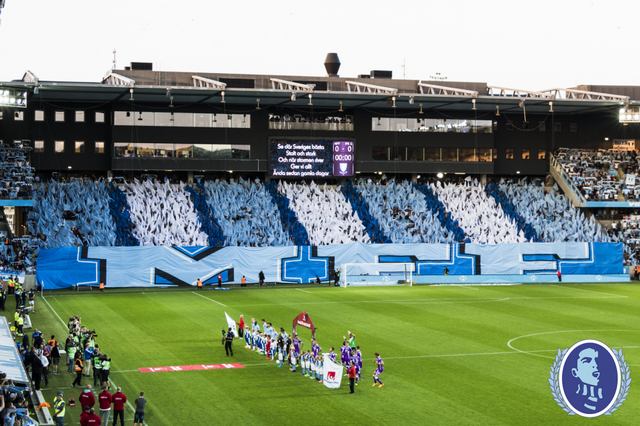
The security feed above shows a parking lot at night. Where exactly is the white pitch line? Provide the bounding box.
[230,294,626,308]
[40,296,147,425]
[191,291,227,307]
[507,329,640,359]
[295,288,313,294]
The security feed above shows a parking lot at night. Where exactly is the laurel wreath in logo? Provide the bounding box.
[549,348,631,416]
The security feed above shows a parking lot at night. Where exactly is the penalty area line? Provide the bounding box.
[191,291,227,307]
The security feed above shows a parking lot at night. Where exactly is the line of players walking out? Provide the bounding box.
[239,317,384,388]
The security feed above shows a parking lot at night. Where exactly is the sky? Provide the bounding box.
[0,0,638,90]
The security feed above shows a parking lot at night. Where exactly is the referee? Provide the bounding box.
[224,327,234,356]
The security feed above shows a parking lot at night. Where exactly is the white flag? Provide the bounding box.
[224,312,238,337]
[322,354,343,389]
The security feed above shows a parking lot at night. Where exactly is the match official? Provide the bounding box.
[224,327,234,356]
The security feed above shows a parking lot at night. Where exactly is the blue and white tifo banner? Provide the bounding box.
[35,242,627,289]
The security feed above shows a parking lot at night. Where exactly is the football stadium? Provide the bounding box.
[1,1,640,425]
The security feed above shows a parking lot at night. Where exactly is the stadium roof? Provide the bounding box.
[2,67,638,115]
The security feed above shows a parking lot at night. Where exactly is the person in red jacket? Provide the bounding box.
[348,361,357,394]
[98,386,112,425]
[79,384,95,411]
[111,387,127,426]
[238,315,245,338]
[80,408,101,426]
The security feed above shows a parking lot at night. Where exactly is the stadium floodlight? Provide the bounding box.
[495,105,500,116]
[338,100,343,112]
[255,98,261,110]
[0,88,28,108]
[471,98,477,111]
[436,172,444,179]
[548,101,554,113]
[307,94,313,106]
[418,103,423,114]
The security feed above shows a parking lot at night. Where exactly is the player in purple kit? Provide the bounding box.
[312,339,320,358]
[372,352,384,388]
[328,347,337,362]
[340,341,350,366]
[355,346,363,383]
[292,334,301,357]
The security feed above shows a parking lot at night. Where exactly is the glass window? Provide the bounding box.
[174,144,193,158]
[372,117,493,133]
[537,149,546,160]
[505,148,514,160]
[231,144,250,159]
[521,149,530,160]
[55,111,64,122]
[14,111,24,121]
[114,111,133,125]
[134,143,155,158]
[460,148,477,162]
[194,113,212,128]
[95,141,105,154]
[390,147,405,161]
[114,142,133,157]
[35,110,45,121]
[55,141,64,153]
[34,140,44,153]
[477,148,492,162]
[75,141,85,154]
[0,111,3,120]
[173,113,193,127]
[442,148,458,162]
[407,147,423,161]
[372,147,389,161]
[425,148,441,161]
[75,111,85,122]
[553,121,562,132]
[569,122,578,133]
[95,112,105,123]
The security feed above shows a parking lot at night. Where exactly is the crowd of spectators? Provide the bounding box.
[353,179,457,243]
[122,179,209,246]
[555,148,640,201]
[277,181,370,245]
[496,178,609,243]
[430,178,527,244]
[28,178,117,248]
[203,178,290,246]
[0,140,35,200]
[609,215,640,265]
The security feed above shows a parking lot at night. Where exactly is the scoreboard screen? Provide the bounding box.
[269,139,355,178]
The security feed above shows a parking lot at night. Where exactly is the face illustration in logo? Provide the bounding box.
[556,340,624,417]
[326,371,336,380]
[571,348,600,386]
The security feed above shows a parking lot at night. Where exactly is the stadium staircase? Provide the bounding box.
[549,153,587,207]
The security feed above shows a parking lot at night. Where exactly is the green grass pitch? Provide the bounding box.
[19,283,640,425]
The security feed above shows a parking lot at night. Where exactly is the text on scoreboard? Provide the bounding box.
[269,139,355,178]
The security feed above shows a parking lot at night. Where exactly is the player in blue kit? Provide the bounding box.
[372,352,384,388]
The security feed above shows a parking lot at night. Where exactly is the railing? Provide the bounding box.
[549,153,587,207]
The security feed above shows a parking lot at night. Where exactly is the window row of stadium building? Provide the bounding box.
[2,59,640,284]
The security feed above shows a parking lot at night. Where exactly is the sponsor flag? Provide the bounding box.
[322,354,343,389]
[224,312,238,337]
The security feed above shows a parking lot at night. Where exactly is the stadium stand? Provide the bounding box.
[353,179,455,243]
[430,178,527,244]
[0,140,34,199]
[28,179,117,247]
[265,181,310,246]
[202,178,290,246]
[609,215,640,264]
[341,180,391,243]
[554,148,638,201]
[123,179,209,246]
[496,178,609,243]
[277,180,370,245]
